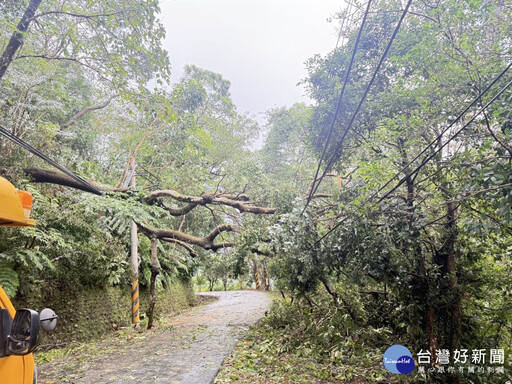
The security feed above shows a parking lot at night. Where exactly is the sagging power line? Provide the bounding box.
[303,0,373,216]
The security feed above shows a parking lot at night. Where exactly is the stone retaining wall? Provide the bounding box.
[13,279,195,345]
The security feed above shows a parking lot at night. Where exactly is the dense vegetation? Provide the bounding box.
[0,0,271,325]
[1,0,512,383]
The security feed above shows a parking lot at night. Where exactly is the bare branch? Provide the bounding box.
[250,246,274,257]
[15,55,109,81]
[31,10,129,20]
[157,201,198,216]
[160,238,198,258]
[312,193,332,199]
[61,94,119,129]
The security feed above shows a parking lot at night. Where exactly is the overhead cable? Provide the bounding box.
[375,77,512,204]
[317,75,512,243]
[0,125,103,195]
[303,0,373,215]
[365,61,512,206]
[306,0,413,209]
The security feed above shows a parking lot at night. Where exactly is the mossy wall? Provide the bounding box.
[13,279,195,345]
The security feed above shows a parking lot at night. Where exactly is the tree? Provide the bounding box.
[0,0,42,80]
[15,64,277,328]
[0,0,169,87]
[265,1,512,382]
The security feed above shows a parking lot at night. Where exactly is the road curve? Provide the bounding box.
[38,290,272,384]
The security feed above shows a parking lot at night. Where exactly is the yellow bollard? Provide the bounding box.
[131,279,140,324]
[255,270,261,290]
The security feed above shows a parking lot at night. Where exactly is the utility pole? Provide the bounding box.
[128,157,140,329]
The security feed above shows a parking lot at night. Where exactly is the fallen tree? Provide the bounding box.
[23,166,276,328]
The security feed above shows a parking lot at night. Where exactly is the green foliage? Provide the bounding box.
[244,2,512,382]
[216,295,397,384]
[0,0,170,88]
[269,202,325,293]
[0,262,19,298]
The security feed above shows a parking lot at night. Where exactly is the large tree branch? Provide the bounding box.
[143,190,275,214]
[0,0,43,80]
[24,168,102,194]
[24,168,275,217]
[60,94,119,129]
[135,221,239,251]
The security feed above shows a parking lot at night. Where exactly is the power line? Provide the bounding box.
[376,77,512,204]
[317,74,512,243]
[303,0,373,215]
[364,61,512,206]
[0,125,103,195]
[305,0,413,210]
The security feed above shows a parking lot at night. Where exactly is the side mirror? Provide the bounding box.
[40,308,58,332]
[7,309,40,355]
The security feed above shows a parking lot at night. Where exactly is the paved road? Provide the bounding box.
[38,290,272,384]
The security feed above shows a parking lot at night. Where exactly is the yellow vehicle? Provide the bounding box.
[0,176,57,384]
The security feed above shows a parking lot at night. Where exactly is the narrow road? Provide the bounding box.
[38,290,272,384]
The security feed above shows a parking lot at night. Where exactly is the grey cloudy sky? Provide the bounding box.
[159,0,346,123]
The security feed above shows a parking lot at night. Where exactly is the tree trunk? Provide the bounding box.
[443,198,462,351]
[436,139,462,353]
[433,139,461,384]
[262,261,270,290]
[147,236,160,329]
[399,138,441,364]
[419,244,439,363]
[251,261,261,290]
[0,0,43,81]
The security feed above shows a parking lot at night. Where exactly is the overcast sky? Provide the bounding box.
[159,0,346,124]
